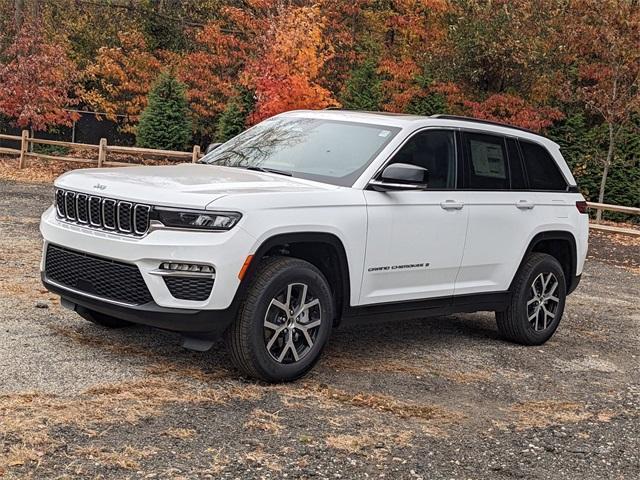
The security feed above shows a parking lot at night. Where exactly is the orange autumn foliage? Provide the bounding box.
[244,5,339,124]
[78,31,162,132]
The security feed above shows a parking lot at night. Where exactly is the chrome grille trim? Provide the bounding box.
[89,196,102,226]
[55,189,66,217]
[134,204,151,235]
[64,191,76,220]
[102,199,117,230]
[76,193,89,224]
[54,189,151,236]
[117,201,133,233]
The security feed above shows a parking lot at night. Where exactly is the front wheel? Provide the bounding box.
[496,253,566,345]
[225,257,334,382]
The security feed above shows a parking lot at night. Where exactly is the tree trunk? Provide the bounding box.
[596,122,615,222]
[14,0,24,30]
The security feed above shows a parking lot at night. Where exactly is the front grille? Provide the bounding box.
[55,189,150,236]
[164,276,214,301]
[45,245,152,305]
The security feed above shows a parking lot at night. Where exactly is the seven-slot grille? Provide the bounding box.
[45,245,152,305]
[55,189,151,236]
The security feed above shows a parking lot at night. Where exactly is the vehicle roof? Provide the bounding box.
[279,109,559,148]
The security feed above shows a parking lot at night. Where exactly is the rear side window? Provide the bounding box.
[520,140,567,191]
[463,132,509,190]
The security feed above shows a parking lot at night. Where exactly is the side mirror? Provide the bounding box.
[370,163,429,191]
[205,142,222,154]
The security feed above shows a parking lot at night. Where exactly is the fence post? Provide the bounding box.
[98,138,107,167]
[192,145,201,163]
[18,130,29,169]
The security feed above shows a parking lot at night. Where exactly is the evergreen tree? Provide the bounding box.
[215,88,255,143]
[340,58,383,111]
[136,72,192,151]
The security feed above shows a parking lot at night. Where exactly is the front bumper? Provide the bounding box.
[43,274,236,334]
[40,206,256,311]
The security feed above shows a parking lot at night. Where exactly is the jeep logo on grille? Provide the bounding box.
[93,183,107,190]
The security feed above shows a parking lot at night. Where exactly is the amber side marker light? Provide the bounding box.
[576,201,588,214]
[238,255,254,280]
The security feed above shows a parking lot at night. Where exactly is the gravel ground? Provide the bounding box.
[0,179,638,479]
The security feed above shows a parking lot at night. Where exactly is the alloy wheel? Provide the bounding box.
[526,272,560,331]
[263,282,322,364]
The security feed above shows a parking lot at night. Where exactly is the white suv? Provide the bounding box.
[40,110,589,382]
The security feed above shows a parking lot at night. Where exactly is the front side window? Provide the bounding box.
[387,129,456,189]
[520,140,567,191]
[200,117,400,187]
[463,132,509,190]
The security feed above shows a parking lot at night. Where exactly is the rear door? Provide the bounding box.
[454,131,540,295]
[519,139,572,220]
[360,129,468,305]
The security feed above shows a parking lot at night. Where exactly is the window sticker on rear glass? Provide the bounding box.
[469,139,506,179]
[378,130,391,137]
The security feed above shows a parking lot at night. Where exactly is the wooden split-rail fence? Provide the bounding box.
[0,129,201,168]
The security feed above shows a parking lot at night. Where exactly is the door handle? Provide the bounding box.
[516,200,535,210]
[440,200,464,210]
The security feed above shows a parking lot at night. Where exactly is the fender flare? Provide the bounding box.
[510,230,578,292]
[232,231,351,316]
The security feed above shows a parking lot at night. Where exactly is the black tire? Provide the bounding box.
[76,306,133,328]
[225,256,334,382]
[496,252,566,345]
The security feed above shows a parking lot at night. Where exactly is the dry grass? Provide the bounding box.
[324,423,415,458]
[510,400,593,430]
[0,378,229,472]
[0,157,74,183]
[243,408,284,435]
[73,445,157,470]
[297,382,464,423]
[162,427,197,440]
[0,242,45,299]
[0,155,183,185]
[243,449,283,472]
[324,355,493,384]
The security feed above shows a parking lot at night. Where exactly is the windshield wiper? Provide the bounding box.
[245,166,292,177]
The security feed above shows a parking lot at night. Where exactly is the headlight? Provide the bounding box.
[152,208,242,231]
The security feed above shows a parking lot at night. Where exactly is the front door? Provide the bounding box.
[359,129,468,305]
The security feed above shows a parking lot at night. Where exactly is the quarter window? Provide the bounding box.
[388,130,456,189]
[520,141,567,191]
[463,133,509,190]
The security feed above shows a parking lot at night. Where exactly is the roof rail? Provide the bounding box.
[430,114,539,135]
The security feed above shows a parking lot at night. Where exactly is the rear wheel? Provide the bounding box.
[225,257,333,382]
[496,253,566,345]
[76,306,133,328]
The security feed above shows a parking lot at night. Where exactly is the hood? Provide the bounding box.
[54,164,336,209]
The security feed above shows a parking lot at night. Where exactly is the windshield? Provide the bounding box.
[200,117,401,186]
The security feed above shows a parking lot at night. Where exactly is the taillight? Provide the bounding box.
[576,201,588,214]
